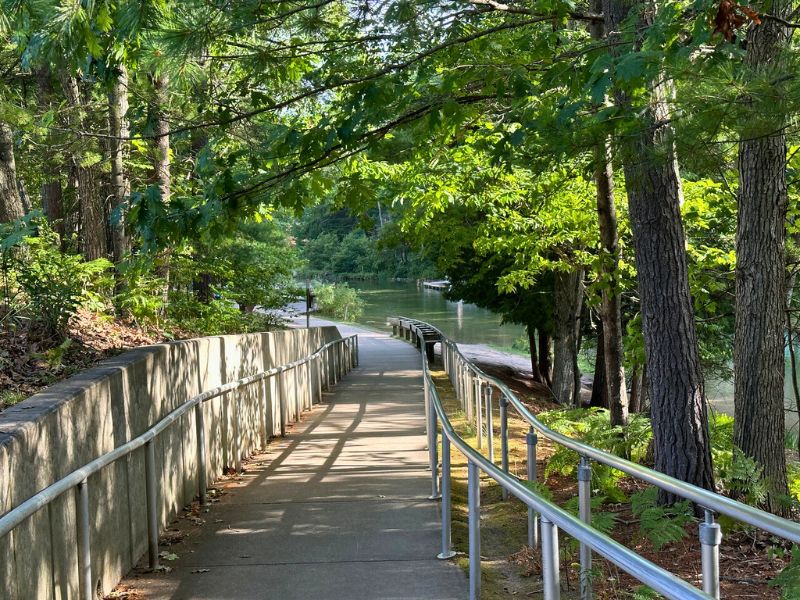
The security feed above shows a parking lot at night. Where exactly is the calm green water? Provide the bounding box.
[349,280,526,348]
[348,280,799,428]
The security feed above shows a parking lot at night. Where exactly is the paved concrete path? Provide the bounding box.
[133,325,467,599]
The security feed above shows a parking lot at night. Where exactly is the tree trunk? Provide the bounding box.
[0,123,24,223]
[151,74,172,310]
[595,142,629,426]
[734,3,791,510]
[61,74,107,260]
[629,365,643,414]
[35,66,65,240]
[604,0,714,499]
[552,270,583,405]
[152,74,171,204]
[590,324,608,409]
[109,65,131,265]
[538,329,553,387]
[527,324,542,383]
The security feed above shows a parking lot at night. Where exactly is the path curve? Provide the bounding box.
[130,323,467,599]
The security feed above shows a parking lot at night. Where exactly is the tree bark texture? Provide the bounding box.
[527,324,543,383]
[0,123,24,223]
[109,65,131,264]
[604,0,714,497]
[35,67,65,239]
[590,323,609,409]
[552,270,584,405]
[595,141,629,426]
[538,330,553,388]
[734,5,791,508]
[61,74,107,260]
[152,74,171,204]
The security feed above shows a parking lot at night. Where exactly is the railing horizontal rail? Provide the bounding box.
[391,315,799,599]
[427,364,712,600]
[0,332,359,600]
[391,316,800,544]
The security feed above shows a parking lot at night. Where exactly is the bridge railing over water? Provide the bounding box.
[391,316,800,600]
[0,334,358,600]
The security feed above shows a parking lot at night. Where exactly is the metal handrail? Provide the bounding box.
[0,333,359,600]
[392,316,800,599]
[419,333,711,600]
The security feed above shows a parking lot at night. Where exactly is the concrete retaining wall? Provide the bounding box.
[0,326,342,600]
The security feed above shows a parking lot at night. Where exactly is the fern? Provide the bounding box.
[631,585,663,599]
[770,544,800,599]
[521,478,555,501]
[630,487,693,551]
[563,495,617,535]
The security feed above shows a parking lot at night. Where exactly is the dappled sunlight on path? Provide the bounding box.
[127,326,467,600]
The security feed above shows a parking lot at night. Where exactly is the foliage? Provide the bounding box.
[5,223,113,338]
[537,407,652,502]
[708,411,770,505]
[314,282,365,322]
[769,545,800,599]
[629,487,694,551]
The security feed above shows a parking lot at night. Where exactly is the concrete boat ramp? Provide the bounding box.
[126,326,467,599]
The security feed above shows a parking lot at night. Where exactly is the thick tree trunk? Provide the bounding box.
[61,74,107,260]
[0,123,24,223]
[109,65,131,265]
[595,142,629,426]
[604,0,714,499]
[734,4,791,509]
[538,330,553,387]
[527,324,542,383]
[623,121,714,497]
[552,270,583,405]
[590,324,608,409]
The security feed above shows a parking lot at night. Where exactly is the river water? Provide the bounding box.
[349,280,799,430]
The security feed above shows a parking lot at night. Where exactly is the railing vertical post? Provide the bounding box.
[438,434,456,559]
[306,359,313,409]
[485,386,494,464]
[355,335,359,367]
[279,370,286,437]
[465,369,473,421]
[426,375,440,500]
[293,365,301,421]
[578,455,592,600]
[540,515,561,600]
[499,395,509,500]
[700,510,722,599]
[233,392,242,473]
[76,479,93,600]
[527,428,539,549]
[145,440,160,571]
[467,461,481,600]
[476,378,483,450]
[195,404,207,505]
[316,355,323,401]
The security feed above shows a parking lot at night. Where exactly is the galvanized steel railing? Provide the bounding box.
[0,333,358,600]
[392,316,800,600]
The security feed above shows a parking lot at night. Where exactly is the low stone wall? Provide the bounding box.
[0,326,342,600]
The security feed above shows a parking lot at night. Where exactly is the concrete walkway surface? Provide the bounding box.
[130,325,467,599]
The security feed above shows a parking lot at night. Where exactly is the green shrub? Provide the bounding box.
[770,544,800,599]
[5,223,112,338]
[314,282,365,321]
[537,407,652,502]
[115,257,167,327]
[630,487,693,550]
